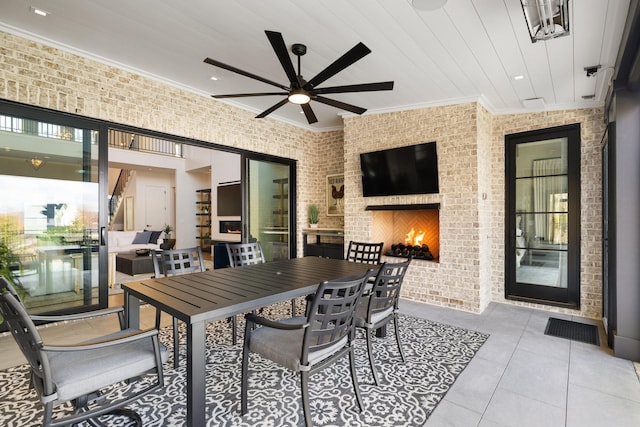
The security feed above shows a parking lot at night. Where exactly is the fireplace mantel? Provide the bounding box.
[365,203,440,211]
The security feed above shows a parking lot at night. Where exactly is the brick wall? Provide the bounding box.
[0,31,339,256]
[491,110,606,319]
[344,104,605,319]
[1,31,605,318]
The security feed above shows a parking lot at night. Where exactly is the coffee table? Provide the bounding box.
[115,252,155,276]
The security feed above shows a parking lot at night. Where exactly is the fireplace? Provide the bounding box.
[367,204,440,262]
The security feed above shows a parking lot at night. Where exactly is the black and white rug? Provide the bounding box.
[0,305,488,426]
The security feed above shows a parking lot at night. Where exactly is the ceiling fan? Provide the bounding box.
[204,30,394,124]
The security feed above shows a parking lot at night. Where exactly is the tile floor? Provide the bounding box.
[1,297,639,426]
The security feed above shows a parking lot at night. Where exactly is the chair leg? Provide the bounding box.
[231,315,237,345]
[300,371,312,427]
[240,321,251,415]
[173,317,179,369]
[394,314,405,363]
[348,345,364,413]
[366,328,380,386]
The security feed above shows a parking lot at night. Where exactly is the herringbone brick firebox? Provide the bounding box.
[368,204,440,261]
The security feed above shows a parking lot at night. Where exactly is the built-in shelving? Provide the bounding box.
[196,188,211,251]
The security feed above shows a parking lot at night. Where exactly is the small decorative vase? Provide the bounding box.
[161,238,176,250]
[310,223,318,229]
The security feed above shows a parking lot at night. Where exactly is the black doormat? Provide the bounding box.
[544,318,600,346]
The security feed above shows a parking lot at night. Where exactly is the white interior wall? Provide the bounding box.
[211,151,241,242]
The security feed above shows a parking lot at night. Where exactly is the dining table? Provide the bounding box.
[122,256,377,427]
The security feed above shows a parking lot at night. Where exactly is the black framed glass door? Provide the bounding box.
[0,101,107,315]
[243,155,296,261]
[505,124,581,308]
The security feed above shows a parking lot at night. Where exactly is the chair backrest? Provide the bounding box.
[301,270,373,364]
[0,279,49,391]
[226,242,265,267]
[346,241,384,265]
[152,246,205,277]
[365,258,411,321]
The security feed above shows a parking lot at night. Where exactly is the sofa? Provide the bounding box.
[108,230,162,254]
[107,230,162,287]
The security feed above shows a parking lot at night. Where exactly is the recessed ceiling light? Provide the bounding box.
[513,75,525,81]
[30,6,49,16]
[210,76,218,81]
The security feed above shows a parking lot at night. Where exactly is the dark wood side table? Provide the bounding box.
[302,228,344,259]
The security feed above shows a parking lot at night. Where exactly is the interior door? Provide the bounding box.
[144,184,168,230]
[505,124,581,308]
[244,156,295,262]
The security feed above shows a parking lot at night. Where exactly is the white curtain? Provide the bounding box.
[532,158,563,241]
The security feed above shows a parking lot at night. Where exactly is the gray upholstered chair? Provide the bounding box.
[354,258,411,385]
[0,276,167,427]
[152,246,206,367]
[241,270,373,427]
[345,241,384,265]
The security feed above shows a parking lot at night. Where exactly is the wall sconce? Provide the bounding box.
[520,0,570,43]
[28,157,46,170]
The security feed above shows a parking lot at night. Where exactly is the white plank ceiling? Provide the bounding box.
[0,0,631,130]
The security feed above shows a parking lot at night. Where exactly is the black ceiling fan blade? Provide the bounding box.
[204,57,290,91]
[313,81,394,95]
[301,103,318,124]
[314,81,394,95]
[304,42,371,90]
[212,92,288,99]
[315,96,367,115]
[255,98,290,118]
[265,30,301,87]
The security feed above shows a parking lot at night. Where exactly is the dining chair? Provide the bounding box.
[0,276,167,427]
[345,241,384,265]
[225,242,269,342]
[241,270,374,427]
[152,246,207,367]
[225,241,266,267]
[226,241,298,318]
[353,257,411,385]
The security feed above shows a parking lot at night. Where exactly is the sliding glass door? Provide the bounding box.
[244,156,296,261]
[0,102,107,315]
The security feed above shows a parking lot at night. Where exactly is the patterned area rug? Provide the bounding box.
[0,304,488,426]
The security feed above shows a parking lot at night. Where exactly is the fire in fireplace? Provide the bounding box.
[368,204,440,262]
[385,227,434,260]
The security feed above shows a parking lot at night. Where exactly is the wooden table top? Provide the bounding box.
[121,257,376,324]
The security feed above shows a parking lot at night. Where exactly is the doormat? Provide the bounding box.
[544,318,600,346]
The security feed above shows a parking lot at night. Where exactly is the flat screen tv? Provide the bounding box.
[360,142,439,197]
[217,183,242,216]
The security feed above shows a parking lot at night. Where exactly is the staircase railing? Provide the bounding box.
[109,169,131,227]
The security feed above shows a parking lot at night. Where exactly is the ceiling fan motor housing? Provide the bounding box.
[292,43,307,56]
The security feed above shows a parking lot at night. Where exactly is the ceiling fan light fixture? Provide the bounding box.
[412,0,447,12]
[288,90,311,105]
